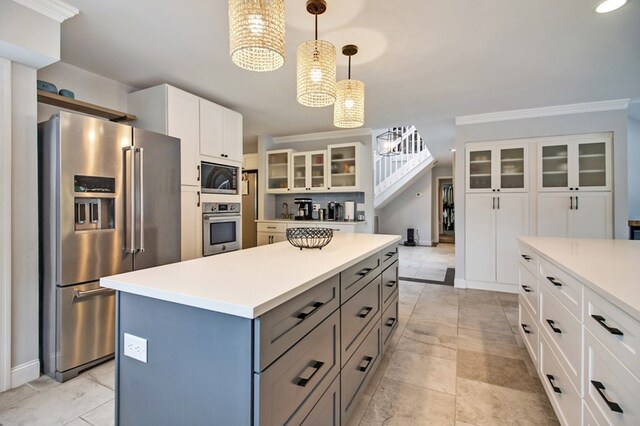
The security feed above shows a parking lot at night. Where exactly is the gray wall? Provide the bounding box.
[628,117,640,219]
[455,109,629,284]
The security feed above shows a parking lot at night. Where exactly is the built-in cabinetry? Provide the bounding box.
[128,84,243,260]
[266,142,363,194]
[466,142,529,192]
[518,239,640,426]
[256,220,368,246]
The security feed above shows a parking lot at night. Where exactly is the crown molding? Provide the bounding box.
[273,128,372,144]
[12,0,79,23]
[455,99,630,126]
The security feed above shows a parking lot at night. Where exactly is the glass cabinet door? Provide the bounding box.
[578,142,607,188]
[310,152,326,189]
[500,147,525,190]
[267,151,290,191]
[292,154,307,190]
[468,150,492,190]
[541,144,569,189]
[329,145,357,188]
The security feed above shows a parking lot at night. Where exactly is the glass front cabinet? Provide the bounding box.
[266,149,293,193]
[292,151,327,192]
[538,134,611,192]
[466,143,529,193]
[328,143,361,191]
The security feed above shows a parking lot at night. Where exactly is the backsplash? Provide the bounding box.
[274,192,365,219]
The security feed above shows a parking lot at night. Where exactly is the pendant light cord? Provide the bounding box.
[348,55,352,79]
[315,13,318,40]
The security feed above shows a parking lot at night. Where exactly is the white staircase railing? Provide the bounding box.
[374,126,431,195]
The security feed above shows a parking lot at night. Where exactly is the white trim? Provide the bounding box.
[434,175,454,244]
[464,279,518,294]
[11,0,79,22]
[454,278,467,289]
[455,99,630,126]
[273,128,372,144]
[0,58,12,392]
[10,359,40,388]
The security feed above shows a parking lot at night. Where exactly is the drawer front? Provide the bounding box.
[341,275,381,365]
[539,258,583,320]
[519,264,539,315]
[257,222,288,233]
[287,374,340,426]
[583,401,601,426]
[256,310,340,426]
[585,287,640,380]
[382,292,399,353]
[341,252,381,302]
[540,286,583,389]
[584,330,640,426]
[341,320,382,424]
[381,245,399,269]
[255,274,340,371]
[381,260,399,310]
[519,244,538,276]
[519,300,539,366]
[540,335,581,426]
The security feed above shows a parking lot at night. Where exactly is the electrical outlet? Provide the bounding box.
[124,333,147,363]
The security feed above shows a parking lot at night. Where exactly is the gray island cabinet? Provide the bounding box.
[100,233,401,425]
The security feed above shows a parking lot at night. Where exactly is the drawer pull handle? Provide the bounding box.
[385,280,397,288]
[521,285,532,293]
[357,267,374,277]
[357,306,373,318]
[385,251,396,257]
[294,360,324,387]
[296,302,324,320]
[385,318,396,327]
[546,319,562,334]
[521,254,532,261]
[521,324,531,334]
[591,315,624,336]
[591,380,623,413]
[546,276,562,287]
[546,374,562,394]
[267,226,276,229]
[357,356,373,372]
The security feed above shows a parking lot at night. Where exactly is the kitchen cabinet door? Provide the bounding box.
[498,145,528,192]
[266,150,293,193]
[167,87,200,187]
[199,99,224,160]
[292,153,308,191]
[576,140,611,192]
[495,193,529,285]
[571,192,612,239]
[328,143,361,191]
[537,193,572,238]
[181,186,202,260]
[223,109,243,162]
[466,148,494,192]
[465,194,496,283]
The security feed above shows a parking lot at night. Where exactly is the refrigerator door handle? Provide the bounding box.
[137,147,145,253]
[123,146,136,254]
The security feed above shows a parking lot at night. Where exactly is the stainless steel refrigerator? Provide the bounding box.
[38,111,181,382]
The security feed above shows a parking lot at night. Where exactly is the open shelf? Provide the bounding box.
[37,90,136,122]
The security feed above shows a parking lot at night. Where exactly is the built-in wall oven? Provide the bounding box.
[201,161,239,194]
[203,202,241,256]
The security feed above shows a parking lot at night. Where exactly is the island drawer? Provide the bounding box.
[381,260,399,311]
[519,264,538,315]
[519,299,539,366]
[584,329,640,426]
[382,292,399,354]
[540,285,582,390]
[341,319,382,424]
[255,309,340,426]
[539,258,583,320]
[257,222,288,233]
[584,287,640,380]
[341,252,381,303]
[254,275,340,372]
[540,334,581,426]
[341,275,381,366]
[381,245,399,269]
[288,374,340,426]
[519,244,538,277]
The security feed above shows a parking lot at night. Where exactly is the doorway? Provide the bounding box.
[438,177,455,243]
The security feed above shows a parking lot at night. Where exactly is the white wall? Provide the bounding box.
[454,108,629,285]
[628,117,640,219]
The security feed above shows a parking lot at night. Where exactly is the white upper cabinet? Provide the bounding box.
[291,151,327,192]
[200,99,243,163]
[266,149,293,193]
[328,143,362,191]
[167,87,201,187]
[538,133,611,192]
[466,142,529,193]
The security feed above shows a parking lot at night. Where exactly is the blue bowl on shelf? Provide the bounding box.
[58,89,75,99]
[37,80,57,94]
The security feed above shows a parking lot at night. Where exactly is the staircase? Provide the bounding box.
[374,126,435,209]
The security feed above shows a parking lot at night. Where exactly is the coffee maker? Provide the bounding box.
[294,197,313,220]
[327,201,342,221]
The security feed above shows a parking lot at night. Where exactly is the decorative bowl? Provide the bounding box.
[37,80,58,94]
[286,227,333,250]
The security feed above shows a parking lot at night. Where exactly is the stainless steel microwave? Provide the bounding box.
[201,162,239,194]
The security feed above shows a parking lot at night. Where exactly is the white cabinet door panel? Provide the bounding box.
[199,99,224,160]
[496,194,529,285]
[167,88,200,186]
[224,109,243,162]
[465,194,496,283]
[538,193,571,238]
[572,192,612,239]
[181,186,201,261]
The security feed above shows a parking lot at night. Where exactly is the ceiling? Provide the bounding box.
[58,0,640,162]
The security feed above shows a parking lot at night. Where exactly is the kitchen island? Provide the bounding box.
[101,233,401,425]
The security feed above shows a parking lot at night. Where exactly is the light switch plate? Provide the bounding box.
[124,333,147,363]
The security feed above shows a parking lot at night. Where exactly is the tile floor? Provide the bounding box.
[0,244,557,425]
[398,244,455,282]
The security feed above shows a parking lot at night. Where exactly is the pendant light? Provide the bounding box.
[334,45,365,128]
[376,129,402,156]
[228,0,286,72]
[296,0,336,107]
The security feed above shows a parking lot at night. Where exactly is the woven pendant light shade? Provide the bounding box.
[334,79,365,128]
[229,0,285,72]
[297,40,336,107]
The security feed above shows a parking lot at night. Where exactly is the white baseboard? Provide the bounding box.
[454,278,467,289]
[11,359,39,388]
[464,279,518,294]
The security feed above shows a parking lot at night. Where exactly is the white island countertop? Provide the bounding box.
[518,237,640,319]
[101,233,400,319]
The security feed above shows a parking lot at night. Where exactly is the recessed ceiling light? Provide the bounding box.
[595,0,627,13]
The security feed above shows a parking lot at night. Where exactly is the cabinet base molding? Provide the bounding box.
[463,279,518,294]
